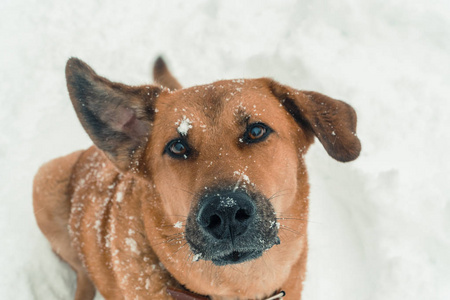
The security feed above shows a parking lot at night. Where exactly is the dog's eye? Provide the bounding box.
[165,139,190,159]
[243,123,272,143]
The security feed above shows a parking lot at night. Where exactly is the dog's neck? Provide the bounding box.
[166,286,285,300]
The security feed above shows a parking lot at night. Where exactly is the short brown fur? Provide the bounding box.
[33,57,360,300]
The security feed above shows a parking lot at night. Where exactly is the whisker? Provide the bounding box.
[166,236,185,244]
[160,214,188,219]
[229,264,244,274]
[171,186,205,200]
[276,217,307,222]
[267,189,295,202]
[278,229,292,243]
[149,232,184,243]
[279,225,301,236]
[186,252,193,263]
[151,237,185,248]
[173,242,188,255]
[269,193,293,200]
[277,212,307,217]
[277,215,322,224]
[172,186,196,196]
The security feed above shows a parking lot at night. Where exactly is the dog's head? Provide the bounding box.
[66,57,360,296]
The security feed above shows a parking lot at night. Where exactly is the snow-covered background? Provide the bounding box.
[1,0,449,299]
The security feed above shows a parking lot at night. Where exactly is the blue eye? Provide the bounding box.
[249,126,265,139]
[244,123,272,143]
[166,139,190,159]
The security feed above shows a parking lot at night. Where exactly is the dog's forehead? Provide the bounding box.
[155,78,282,127]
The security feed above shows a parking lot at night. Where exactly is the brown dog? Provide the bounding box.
[33,57,361,300]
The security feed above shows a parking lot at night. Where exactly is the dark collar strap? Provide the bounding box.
[166,286,285,300]
[166,287,210,300]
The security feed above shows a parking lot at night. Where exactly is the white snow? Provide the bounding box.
[176,115,193,136]
[173,221,183,229]
[220,197,237,208]
[1,1,450,300]
[125,238,140,255]
[145,278,151,290]
[115,191,124,203]
[192,253,202,262]
[233,169,253,191]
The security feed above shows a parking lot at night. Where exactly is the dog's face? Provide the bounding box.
[147,80,310,265]
[65,58,360,295]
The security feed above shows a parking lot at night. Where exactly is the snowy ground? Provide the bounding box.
[1,0,449,299]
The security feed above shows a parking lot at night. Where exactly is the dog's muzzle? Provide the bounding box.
[186,189,279,266]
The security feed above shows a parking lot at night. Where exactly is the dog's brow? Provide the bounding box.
[235,108,251,126]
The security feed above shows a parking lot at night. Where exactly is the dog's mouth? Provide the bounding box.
[188,235,281,266]
[185,188,279,266]
[212,249,263,266]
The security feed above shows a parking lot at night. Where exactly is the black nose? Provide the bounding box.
[197,191,256,240]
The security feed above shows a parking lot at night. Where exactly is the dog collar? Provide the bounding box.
[166,286,285,300]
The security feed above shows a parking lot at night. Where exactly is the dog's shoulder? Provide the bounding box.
[68,146,180,298]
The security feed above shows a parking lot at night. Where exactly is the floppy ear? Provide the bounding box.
[268,80,361,162]
[153,56,182,91]
[65,57,161,172]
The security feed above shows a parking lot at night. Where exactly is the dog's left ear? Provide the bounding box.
[267,79,361,162]
[66,58,161,173]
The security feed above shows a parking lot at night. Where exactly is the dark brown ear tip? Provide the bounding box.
[153,56,167,73]
[331,138,362,162]
[65,57,95,78]
[66,57,83,70]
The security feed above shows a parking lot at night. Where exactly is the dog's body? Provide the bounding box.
[33,58,360,300]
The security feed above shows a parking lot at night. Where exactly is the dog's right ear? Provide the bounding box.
[66,58,161,173]
[153,56,182,91]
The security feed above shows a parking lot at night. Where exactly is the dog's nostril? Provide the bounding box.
[235,209,251,223]
[207,214,222,230]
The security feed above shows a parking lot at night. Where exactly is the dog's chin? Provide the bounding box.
[189,235,280,266]
[211,249,263,266]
